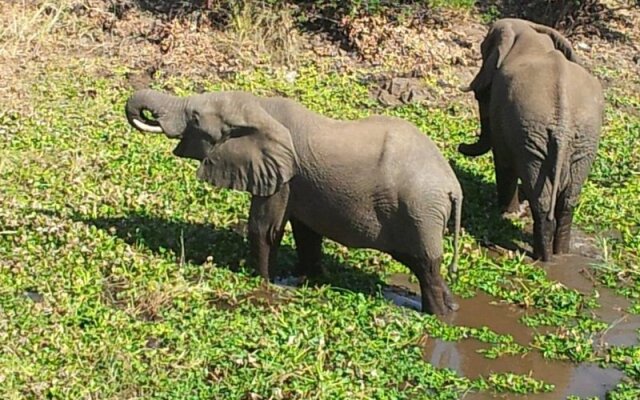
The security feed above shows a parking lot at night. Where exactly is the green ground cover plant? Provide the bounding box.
[1,1,639,399]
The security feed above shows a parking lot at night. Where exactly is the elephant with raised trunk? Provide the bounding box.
[458,18,604,261]
[125,88,463,315]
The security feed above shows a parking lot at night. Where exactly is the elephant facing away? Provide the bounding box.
[459,18,604,261]
[125,89,463,315]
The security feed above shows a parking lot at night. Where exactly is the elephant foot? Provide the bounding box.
[532,247,553,262]
[294,263,326,279]
[274,275,306,288]
[553,220,573,255]
[422,284,458,315]
[443,286,460,312]
[553,245,571,255]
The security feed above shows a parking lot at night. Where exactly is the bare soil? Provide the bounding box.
[1,1,638,117]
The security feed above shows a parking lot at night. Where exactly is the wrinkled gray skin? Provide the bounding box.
[125,89,463,315]
[459,18,604,261]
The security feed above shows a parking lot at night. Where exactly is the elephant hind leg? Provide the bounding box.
[290,217,324,277]
[554,151,596,255]
[553,189,573,255]
[391,252,457,315]
[530,204,556,261]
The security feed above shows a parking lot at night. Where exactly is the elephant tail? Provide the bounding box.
[448,191,463,277]
[548,69,571,222]
[548,136,568,221]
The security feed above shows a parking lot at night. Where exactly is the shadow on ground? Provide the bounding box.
[69,210,386,297]
[450,161,532,256]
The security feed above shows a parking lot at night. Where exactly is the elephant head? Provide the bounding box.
[458,19,579,157]
[125,89,297,196]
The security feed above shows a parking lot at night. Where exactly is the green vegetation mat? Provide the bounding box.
[1,59,639,398]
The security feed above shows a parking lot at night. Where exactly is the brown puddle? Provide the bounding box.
[384,274,625,399]
[385,273,548,346]
[384,249,637,399]
[422,338,623,400]
[542,253,640,347]
[480,226,638,348]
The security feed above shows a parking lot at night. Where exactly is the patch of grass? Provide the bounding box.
[1,60,639,399]
[429,0,476,10]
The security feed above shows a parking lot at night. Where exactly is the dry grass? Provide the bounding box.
[0,0,302,116]
[1,0,638,119]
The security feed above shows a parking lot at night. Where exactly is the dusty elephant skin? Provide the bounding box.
[125,89,463,315]
[459,18,604,262]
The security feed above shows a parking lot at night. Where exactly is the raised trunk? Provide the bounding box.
[125,89,188,138]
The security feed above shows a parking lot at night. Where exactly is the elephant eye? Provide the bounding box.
[191,110,200,126]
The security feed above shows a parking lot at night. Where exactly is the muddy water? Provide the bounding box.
[542,253,640,347]
[384,250,637,399]
[482,226,639,347]
[423,338,623,400]
[385,274,546,345]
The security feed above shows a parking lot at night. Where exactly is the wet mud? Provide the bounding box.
[383,231,638,399]
[424,338,623,400]
[385,274,547,346]
[543,253,639,347]
[481,227,638,347]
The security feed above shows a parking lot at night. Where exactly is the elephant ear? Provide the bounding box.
[196,103,297,197]
[462,23,516,94]
[527,22,580,64]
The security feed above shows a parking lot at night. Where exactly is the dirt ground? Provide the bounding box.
[1,0,639,117]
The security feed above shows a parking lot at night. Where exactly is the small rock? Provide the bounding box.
[450,56,465,66]
[437,79,454,88]
[145,337,162,349]
[376,90,403,107]
[24,290,44,303]
[284,70,297,84]
[577,42,591,51]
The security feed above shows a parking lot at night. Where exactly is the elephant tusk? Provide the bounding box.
[132,118,164,133]
[458,85,473,93]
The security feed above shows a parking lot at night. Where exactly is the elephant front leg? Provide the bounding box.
[553,191,573,255]
[248,185,290,281]
[290,217,324,278]
[494,155,521,215]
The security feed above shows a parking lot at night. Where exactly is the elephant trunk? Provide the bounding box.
[125,89,188,138]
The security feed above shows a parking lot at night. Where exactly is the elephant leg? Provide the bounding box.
[391,252,457,315]
[248,185,290,281]
[553,151,595,254]
[290,217,324,277]
[553,190,573,255]
[494,155,520,214]
[268,222,287,274]
[531,205,555,262]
